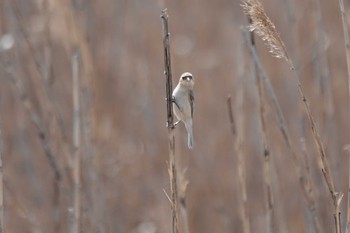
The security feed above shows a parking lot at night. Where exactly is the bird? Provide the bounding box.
[172,72,195,149]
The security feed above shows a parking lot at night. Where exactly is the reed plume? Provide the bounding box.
[241,0,289,62]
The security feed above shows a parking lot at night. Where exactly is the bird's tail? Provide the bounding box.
[185,122,194,149]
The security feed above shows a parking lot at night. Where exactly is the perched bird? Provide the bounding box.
[172,72,195,149]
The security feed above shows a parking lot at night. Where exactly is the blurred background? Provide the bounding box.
[0,0,349,232]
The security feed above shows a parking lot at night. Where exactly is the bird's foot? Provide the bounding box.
[165,96,176,103]
[166,120,180,129]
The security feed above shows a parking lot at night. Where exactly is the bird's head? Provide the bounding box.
[179,72,194,89]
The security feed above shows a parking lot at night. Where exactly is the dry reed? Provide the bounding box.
[242,0,343,232]
[227,95,250,233]
[71,49,81,233]
[241,0,289,62]
[300,121,322,233]
[337,0,350,232]
[0,123,3,233]
[243,30,322,233]
[178,168,190,233]
[247,21,275,233]
[161,9,179,233]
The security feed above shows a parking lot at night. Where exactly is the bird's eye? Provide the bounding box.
[181,75,192,81]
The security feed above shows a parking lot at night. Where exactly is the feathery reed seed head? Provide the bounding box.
[241,0,289,61]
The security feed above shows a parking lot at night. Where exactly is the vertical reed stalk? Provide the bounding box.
[337,0,350,232]
[71,49,81,233]
[227,96,250,233]
[0,124,3,233]
[300,119,322,233]
[248,18,275,233]
[161,9,178,233]
[338,0,350,100]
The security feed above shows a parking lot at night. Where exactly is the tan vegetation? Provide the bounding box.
[0,0,350,232]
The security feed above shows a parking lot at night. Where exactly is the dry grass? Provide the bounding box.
[337,0,350,232]
[227,95,250,233]
[1,0,350,232]
[242,0,344,232]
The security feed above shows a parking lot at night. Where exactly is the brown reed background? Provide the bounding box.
[0,0,349,232]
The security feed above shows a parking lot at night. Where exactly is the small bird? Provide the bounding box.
[172,72,195,149]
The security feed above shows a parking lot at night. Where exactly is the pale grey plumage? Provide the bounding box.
[172,72,195,149]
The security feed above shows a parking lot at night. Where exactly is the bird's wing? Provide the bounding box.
[172,96,181,112]
[189,90,194,118]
